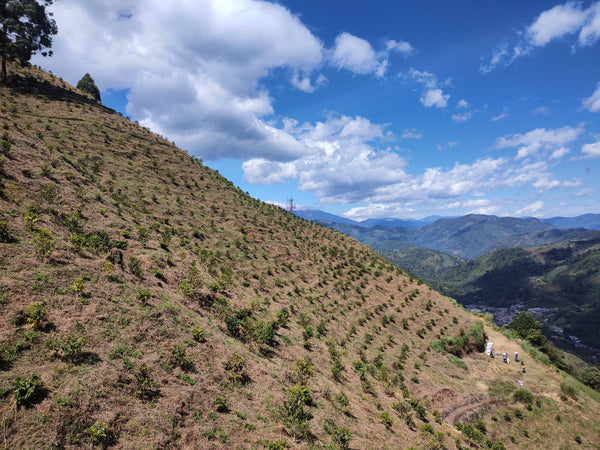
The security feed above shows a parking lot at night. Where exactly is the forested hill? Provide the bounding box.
[1,64,599,448]
[313,214,598,259]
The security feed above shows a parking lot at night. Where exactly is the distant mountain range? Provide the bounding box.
[296,209,435,228]
[297,211,600,259]
[542,213,600,230]
[298,209,600,230]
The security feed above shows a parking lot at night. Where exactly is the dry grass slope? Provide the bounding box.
[0,64,599,449]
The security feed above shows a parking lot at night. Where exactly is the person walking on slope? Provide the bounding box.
[515,351,519,362]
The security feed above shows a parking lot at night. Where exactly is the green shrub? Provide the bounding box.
[560,380,578,400]
[409,397,427,421]
[277,307,290,327]
[85,231,111,253]
[171,344,194,372]
[129,256,143,278]
[294,359,314,383]
[404,412,416,429]
[135,288,151,304]
[332,391,350,412]
[435,321,486,357]
[113,239,128,249]
[134,364,158,400]
[191,326,206,342]
[251,319,279,346]
[224,308,251,338]
[214,396,229,412]
[175,372,196,385]
[0,139,11,155]
[72,277,84,296]
[456,422,483,443]
[448,354,467,369]
[262,440,290,450]
[25,302,47,329]
[32,228,55,259]
[282,384,313,437]
[430,339,445,353]
[88,420,111,446]
[380,411,393,428]
[420,423,434,434]
[217,428,230,443]
[153,270,166,282]
[323,419,352,449]
[393,401,410,416]
[302,326,314,341]
[512,388,533,404]
[224,353,249,386]
[202,427,215,439]
[579,366,600,390]
[46,332,89,362]
[136,226,149,244]
[13,374,46,406]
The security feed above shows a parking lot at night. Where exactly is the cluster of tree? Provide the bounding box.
[510,311,600,391]
[510,311,547,347]
[0,0,57,82]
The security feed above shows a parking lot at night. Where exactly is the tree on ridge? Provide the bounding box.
[0,0,57,83]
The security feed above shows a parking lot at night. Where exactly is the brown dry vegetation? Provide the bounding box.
[0,64,599,449]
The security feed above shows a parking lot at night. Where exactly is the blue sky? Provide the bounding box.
[33,1,600,220]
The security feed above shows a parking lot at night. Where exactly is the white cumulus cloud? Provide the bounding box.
[515,201,544,216]
[406,68,450,108]
[34,0,324,161]
[583,82,600,112]
[452,111,473,123]
[330,33,414,78]
[582,141,600,158]
[495,125,585,160]
[331,32,384,76]
[526,3,589,46]
[481,1,600,72]
[421,88,449,108]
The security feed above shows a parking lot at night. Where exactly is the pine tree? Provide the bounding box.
[77,73,101,101]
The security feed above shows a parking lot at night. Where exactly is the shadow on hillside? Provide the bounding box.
[6,71,116,114]
[63,351,101,365]
[0,357,11,371]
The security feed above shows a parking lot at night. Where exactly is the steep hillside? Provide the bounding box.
[1,65,599,449]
